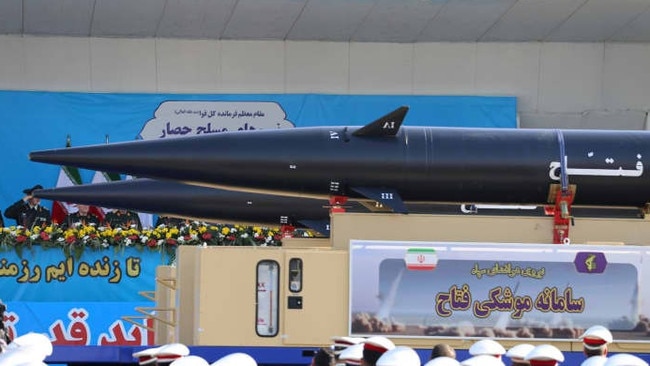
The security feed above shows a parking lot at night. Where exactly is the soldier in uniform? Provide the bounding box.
[524,344,564,366]
[3,184,51,229]
[155,215,186,228]
[580,325,613,360]
[64,204,101,229]
[104,209,142,230]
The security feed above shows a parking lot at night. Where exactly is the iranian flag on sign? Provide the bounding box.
[404,248,438,271]
[51,136,82,225]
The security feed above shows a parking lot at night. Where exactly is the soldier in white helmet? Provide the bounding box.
[331,336,365,356]
[360,336,395,366]
[375,346,421,366]
[133,346,163,365]
[210,352,257,366]
[524,344,564,366]
[581,355,608,366]
[338,343,364,366]
[424,356,461,366]
[156,343,190,365]
[580,325,613,360]
[169,355,209,366]
[602,354,648,366]
[0,332,52,366]
[506,343,535,366]
[468,339,506,359]
[460,354,506,366]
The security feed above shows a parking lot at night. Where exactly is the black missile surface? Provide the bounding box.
[33,179,644,236]
[30,106,650,210]
[32,179,379,236]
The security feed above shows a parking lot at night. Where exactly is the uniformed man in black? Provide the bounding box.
[4,184,51,229]
[104,209,142,230]
[64,204,101,229]
[155,215,186,228]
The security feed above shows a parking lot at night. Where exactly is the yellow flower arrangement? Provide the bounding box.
[0,221,285,259]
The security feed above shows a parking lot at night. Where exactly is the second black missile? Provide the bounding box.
[33,179,361,235]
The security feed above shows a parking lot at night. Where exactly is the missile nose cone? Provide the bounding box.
[30,146,98,166]
[30,141,166,176]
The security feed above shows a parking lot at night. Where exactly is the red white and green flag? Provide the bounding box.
[51,136,82,225]
[404,248,438,271]
[88,170,122,221]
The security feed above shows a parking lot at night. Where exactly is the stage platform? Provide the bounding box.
[44,346,650,365]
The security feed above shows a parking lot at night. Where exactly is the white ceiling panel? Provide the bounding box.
[547,0,650,41]
[24,0,93,36]
[221,0,306,40]
[287,0,374,41]
[481,0,585,41]
[419,0,518,42]
[6,0,650,42]
[157,0,238,39]
[609,6,650,41]
[352,0,446,42]
[91,0,166,38]
[0,0,23,34]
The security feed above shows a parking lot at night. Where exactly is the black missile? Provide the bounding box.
[32,179,643,237]
[30,106,650,210]
[32,179,382,236]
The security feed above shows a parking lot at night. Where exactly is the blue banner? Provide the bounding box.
[1,246,164,345]
[0,246,163,302]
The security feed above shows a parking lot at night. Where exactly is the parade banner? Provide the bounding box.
[349,241,650,342]
[1,246,166,345]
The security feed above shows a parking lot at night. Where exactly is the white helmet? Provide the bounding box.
[461,355,506,366]
[424,356,461,366]
[376,346,421,366]
[338,343,364,365]
[524,344,564,366]
[603,354,648,366]
[210,352,257,366]
[580,326,613,350]
[506,344,535,364]
[170,355,210,366]
[581,356,608,366]
[469,339,506,357]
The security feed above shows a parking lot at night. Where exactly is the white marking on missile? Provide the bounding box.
[549,156,643,180]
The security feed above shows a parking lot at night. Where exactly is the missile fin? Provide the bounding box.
[297,219,331,237]
[350,187,408,214]
[352,106,408,137]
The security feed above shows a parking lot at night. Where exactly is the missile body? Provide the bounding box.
[32,179,370,235]
[30,107,650,208]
